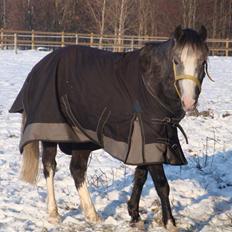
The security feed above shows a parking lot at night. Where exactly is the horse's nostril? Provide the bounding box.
[181,97,197,112]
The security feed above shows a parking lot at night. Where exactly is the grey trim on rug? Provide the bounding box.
[144,143,167,163]
[125,118,143,164]
[20,122,90,151]
[103,136,129,161]
[19,122,186,166]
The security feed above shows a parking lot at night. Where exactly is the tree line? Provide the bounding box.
[0,0,232,39]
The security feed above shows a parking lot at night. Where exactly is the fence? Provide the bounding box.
[1,29,232,55]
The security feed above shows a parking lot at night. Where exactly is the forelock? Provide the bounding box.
[176,29,208,54]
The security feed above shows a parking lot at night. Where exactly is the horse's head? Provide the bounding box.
[172,25,209,112]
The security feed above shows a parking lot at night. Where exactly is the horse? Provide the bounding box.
[10,25,209,231]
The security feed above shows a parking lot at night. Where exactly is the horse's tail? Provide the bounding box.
[19,113,40,185]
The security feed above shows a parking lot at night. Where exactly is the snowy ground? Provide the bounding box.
[0,50,232,232]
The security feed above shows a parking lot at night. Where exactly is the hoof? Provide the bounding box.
[48,214,61,224]
[130,218,144,230]
[130,216,141,224]
[86,213,102,223]
[166,220,179,232]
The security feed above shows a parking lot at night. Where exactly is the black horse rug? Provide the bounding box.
[10,45,187,165]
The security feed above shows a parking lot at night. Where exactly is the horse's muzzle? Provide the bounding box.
[181,96,197,112]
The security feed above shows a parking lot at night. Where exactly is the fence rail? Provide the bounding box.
[1,29,232,55]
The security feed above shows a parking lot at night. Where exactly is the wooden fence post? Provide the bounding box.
[31,30,35,50]
[61,31,65,47]
[138,35,142,48]
[130,37,134,50]
[99,34,103,49]
[113,33,118,52]
[226,39,229,56]
[75,33,79,45]
[145,35,149,44]
[90,33,94,47]
[118,32,122,52]
[1,28,3,49]
[14,33,17,54]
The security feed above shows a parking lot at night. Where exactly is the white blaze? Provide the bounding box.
[179,46,198,110]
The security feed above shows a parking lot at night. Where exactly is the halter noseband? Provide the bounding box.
[173,61,201,98]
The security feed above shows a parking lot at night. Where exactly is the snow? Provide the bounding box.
[0,50,232,232]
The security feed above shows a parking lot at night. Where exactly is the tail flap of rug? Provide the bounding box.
[125,117,143,164]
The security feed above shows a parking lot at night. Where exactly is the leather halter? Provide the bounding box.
[173,61,201,98]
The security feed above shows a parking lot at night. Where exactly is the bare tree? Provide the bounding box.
[182,0,197,28]
[137,0,149,36]
[83,0,108,35]
[2,0,6,28]
[210,0,232,38]
[105,0,134,50]
[5,0,27,30]
[1,0,232,39]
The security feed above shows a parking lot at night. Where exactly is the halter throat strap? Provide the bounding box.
[173,61,201,98]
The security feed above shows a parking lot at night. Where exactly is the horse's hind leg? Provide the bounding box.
[42,141,60,224]
[148,164,177,231]
[70,149,100,222]
[127,166,148,223]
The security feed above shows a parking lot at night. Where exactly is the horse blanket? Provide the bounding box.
[10,45,187,165]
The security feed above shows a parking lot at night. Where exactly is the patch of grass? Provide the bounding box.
[188,108,214,118]
[222,112,232,118]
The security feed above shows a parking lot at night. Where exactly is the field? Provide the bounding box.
[0,50,232,232]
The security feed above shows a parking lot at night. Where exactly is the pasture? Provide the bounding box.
[0,50,232,231]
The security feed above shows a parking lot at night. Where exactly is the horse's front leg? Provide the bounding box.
[148,164,177,231]
[42,141,60,224]
[70,149,101,222]
[127,166,148,223]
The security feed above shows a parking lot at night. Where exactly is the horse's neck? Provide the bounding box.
[160,63,183,115]
[153,42,183,116]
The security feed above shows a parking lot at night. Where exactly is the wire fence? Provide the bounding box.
[1,29,232,55]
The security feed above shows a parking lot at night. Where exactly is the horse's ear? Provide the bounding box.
[173,25,183,41]
[199,25,207,41]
